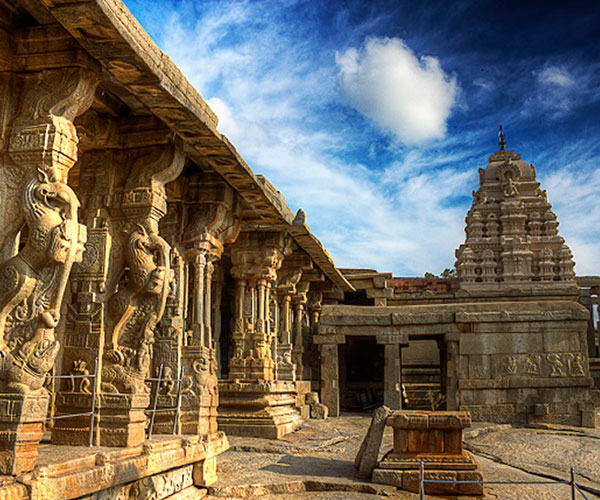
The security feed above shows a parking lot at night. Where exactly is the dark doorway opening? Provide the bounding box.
[402,337,444,410]
[339,336,384,411]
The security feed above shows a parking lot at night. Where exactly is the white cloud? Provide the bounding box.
[335,38,459,145]
[524,64,590,117]
[537,66,575,88]
[130,1,600,277]
[536,142,600,275]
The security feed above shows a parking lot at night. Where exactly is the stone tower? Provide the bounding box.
[455,127,576,290]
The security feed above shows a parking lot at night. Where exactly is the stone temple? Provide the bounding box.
[0,0,597,498]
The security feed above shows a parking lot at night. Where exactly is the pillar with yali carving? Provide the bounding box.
[218,230,305,438]
[0,60,98,473]
[51,114,185,447]
[160,173,241,436]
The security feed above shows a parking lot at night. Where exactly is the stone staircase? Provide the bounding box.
[401,365,443,410]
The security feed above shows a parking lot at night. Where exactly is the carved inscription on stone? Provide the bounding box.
[501,353,587,378]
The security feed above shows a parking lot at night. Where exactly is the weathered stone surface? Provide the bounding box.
[373,410,483,496]
[310,402,328,420]
[354,405,391,478]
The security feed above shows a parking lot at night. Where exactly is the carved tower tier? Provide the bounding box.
[455,131,576,290]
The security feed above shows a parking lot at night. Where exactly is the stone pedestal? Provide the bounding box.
[373,410,483,496]
[0,393,49,475]
[52,393,94,446]
[97,394,150,447]
[217,381,303,439]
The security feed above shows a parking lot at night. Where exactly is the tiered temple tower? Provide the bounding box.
[456,127,575,289]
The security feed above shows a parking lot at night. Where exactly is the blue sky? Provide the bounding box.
[124,0,600,276]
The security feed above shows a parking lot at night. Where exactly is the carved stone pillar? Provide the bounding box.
[52,141,185,447]
[218,231,304,438]
[275,268,301,381]
[292,282,309,381]
[305,291,323,383]
[320,343,340,417]
[277,293,295,381]
[0,66,97,473]
[376,333,408,411]
[176,175,240,436]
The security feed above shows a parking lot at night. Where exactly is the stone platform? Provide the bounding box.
[218,381,304,439]
[0,433,228,500]
[373,410,483,496]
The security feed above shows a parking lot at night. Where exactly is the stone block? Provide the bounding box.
[309,402,328,419]
[354,405,391,478]
[543,330,581,353]
[193,456,217,487]
[461,332,543,355]
[468,355,491,379]
[0,393,49,475]
[581,410,598,428]
[97,393,150,447]
[306,392,319,405]
[298,404,310,420]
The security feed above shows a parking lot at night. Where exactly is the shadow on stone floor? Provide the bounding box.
[261,454,358,479]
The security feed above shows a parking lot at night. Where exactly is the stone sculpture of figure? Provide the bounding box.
[503,177,518,198]
[524,355,540,375]
[547,354,566,377]
[159,366,176,395]
[0,170,86,394]
[568,354,585,376]
[505,356,518,375]
[68,359,91,394]
[102,220,172,394]
[190,350,218,401]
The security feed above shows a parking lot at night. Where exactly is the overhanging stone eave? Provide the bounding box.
[288,223,354,292]
[37,0,294,226]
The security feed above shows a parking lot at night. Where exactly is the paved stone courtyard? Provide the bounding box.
[205,415,600,499]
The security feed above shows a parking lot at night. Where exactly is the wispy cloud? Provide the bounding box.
[124,0,600,277]
[523,63,600,118]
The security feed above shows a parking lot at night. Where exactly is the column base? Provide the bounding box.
[277,344,296,381]
[98,393,150,447]
[180,392,218,436]
[0,392,48,475]
[52,392,94,446]
[217,380,304,439]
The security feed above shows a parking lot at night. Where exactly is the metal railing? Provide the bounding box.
[45,357,99,447]
[144,363,185,439]
[418,461,592,500]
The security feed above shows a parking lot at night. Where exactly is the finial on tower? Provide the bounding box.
[498,124,506,150]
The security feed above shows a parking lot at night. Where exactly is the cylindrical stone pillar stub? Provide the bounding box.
[192,250,207,346]
[293,302,304,347]
[280,294,292,344]
[204,260,214,348]
[293,301,305,380]
[257,279,266,328]
[234,279,245,326]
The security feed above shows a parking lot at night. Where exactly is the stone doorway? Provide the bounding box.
[402,337,443,410]
[339,336,385,411]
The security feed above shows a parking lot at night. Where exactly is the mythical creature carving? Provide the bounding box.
[102,220,172,394]
[0,170,86,394]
